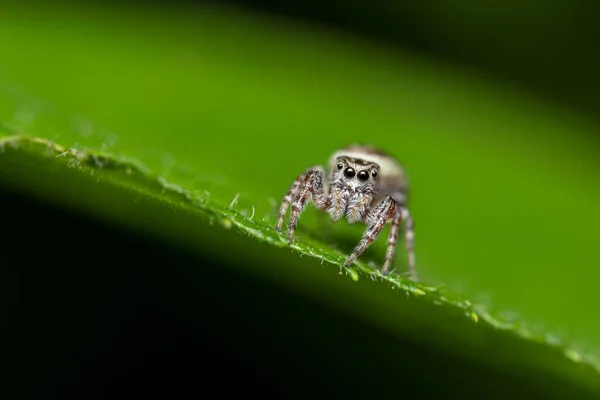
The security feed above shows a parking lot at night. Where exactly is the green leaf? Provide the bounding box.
[2,1,600,397]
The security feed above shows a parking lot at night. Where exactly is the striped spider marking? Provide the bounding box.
[275,144,416,280]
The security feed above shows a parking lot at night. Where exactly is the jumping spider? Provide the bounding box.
[275,144,416,280]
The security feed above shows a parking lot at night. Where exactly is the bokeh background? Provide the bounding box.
[2,0,600,395]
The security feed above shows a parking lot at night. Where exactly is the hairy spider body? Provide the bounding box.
[275,144,416,280]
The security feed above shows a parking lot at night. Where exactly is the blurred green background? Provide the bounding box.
[2,0,600,378]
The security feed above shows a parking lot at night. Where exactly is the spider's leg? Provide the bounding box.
[344,195,396,268]
[402,208,417,280]
[275,172,306,232]
[381,205,402,275]
[279,167,327,243]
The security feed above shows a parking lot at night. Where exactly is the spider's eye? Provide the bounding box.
[337,163,344,170]
[343,167,356,179]
[371,170,378,178]
[357,170,369,182]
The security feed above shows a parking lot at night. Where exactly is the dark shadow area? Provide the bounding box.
[1,184,598,399]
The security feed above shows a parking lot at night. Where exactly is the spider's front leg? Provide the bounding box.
[274,166,328,243]
[344,195,397,270]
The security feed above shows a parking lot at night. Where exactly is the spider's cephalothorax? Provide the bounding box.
[274,144,416,280]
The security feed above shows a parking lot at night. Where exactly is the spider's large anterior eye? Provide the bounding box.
[343,167,356,179]
[337,163,344,170]
[357,170,369,182]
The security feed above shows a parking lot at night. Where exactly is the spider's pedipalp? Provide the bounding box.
[344,195,396,268]
[346,188,373,224]
[327,183,349,222]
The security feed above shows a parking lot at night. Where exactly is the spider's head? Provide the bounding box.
[331,156,380,192]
